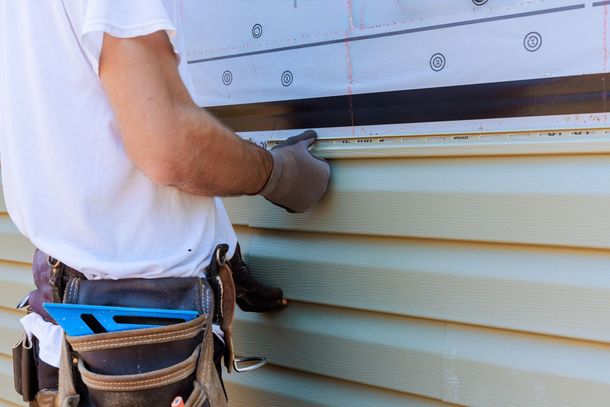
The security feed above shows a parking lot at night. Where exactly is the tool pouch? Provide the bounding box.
[63,315,224,406]
[12,332,37,402]
[57,276,226,407]
[13,333,64,406]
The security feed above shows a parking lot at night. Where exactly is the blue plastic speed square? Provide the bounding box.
[43,303,199,336]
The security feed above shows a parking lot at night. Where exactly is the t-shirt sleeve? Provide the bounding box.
[80,0,179,76]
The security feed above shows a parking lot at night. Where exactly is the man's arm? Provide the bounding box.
[99,30,272,196]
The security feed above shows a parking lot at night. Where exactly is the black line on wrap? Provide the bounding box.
[188,4,584,64]
[205,73,610,132]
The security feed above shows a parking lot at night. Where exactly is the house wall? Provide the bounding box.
[3,141,610,406]
[218,137,610,406]
[180,1,610,402]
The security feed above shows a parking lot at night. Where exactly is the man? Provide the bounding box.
[0,0,329,405]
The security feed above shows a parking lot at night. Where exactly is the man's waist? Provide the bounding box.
[28,249,216,322]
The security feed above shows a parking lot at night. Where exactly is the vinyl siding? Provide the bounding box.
[0,200,34,406]
[2,140,610,406]
[221,140,610,406]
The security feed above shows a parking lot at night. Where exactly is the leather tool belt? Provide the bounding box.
[13,245,238,407]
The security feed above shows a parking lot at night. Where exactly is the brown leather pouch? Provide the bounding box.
[12,333,37,402]
[67,316,209,406]
[58,277,224,407]
[63,276,211,312]
[34,390,58,407]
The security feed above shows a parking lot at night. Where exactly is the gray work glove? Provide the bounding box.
[259,130,330,213]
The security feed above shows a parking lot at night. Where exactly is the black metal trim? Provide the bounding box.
[206,73,610,132]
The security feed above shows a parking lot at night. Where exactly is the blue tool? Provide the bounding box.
[43,303,199,336]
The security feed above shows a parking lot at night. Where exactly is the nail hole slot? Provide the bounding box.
[113,316,187,326]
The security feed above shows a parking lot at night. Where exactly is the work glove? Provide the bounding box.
[229,243,288,312]
[259,130,330,213]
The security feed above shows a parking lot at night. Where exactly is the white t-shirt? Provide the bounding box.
[0,0,236,280]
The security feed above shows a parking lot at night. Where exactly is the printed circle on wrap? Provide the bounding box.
[252,24,263,38]
[281,71,294,87]
[222,70,233,86]
[524,32,542,52]
[429,53,446,72]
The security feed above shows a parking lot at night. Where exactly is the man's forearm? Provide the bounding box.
[100,31,272,197]
[169,106,273,196]
[100,30,329,210]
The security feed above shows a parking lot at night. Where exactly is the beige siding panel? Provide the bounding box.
[0,262,34,310]
[0,310,23,359]
[0,180,31,405]
[442,323,610,406]
[233,303,610,406]
[222,198,250,226]
[225,364,454,407]
[0,217,33,264]
[235,229,610,343]
[0,187,6,213]
[0,266,28,407]
[0,176,33,406]
[234,303,444,399]
[223,151,610,405]
[232,155,610,249]
[0,355,23,406]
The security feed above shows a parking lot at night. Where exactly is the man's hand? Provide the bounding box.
[229,244,288,312]
[259,130,330,213]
